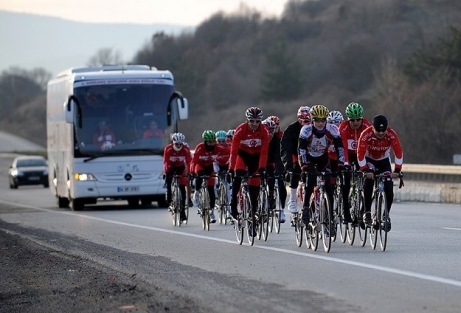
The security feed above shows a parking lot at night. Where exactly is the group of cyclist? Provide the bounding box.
[163,102,403,233]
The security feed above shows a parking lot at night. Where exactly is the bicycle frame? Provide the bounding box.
[347,169,366,246]
[197,174,216,231]
[369,171,401,251]
[257,175,269,241]
[216,172,230,225]
[308,172,333,253]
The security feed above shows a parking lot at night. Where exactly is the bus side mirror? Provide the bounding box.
[177,98,188,120]
[64,101,74,123]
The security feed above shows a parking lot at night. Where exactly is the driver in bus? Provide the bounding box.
[92,119,116,150]
[143,119,164,139]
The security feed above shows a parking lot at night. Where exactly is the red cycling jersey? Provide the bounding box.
[229,122,270,170]
[357,126,403,172]
[163,143,192,173]
[339,118,372,156]
[191,142,227,173]
[215,143,231,166]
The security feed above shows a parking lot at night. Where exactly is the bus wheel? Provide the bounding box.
[127,198,139,207]
[157,199,168,208]
[57,196,69,208]
[70,198,84,211]
[140,199,152,206]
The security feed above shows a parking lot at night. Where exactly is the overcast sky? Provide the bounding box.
[0,0,288,26]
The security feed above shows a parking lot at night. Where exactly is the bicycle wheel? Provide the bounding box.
[234,192,245,245]
[260,190,269,241]
[245,193,255,246]
[205,208,210,231]
[295,213,303,247]
[171,183,180,226]
[347,223,355,245]
[358,193,367,247]
[333,187,343,243]
[217,184,224,224]
[304,222,312,249]
[183,204,189,225]
[320,194,332,253]
[379,193,389,251]
[370,194,379,250]
[347,191,358,245]
[269,187,277,233]
[201,188,210,231]
[308,197,319,251]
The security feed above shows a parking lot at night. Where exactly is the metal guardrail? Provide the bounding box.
[401,164,461,183]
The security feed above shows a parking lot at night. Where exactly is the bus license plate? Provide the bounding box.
[117,186,140,192]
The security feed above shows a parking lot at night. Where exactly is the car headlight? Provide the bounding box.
[74,173,96,181]
[43,169,49,175]
[11,170,24,177]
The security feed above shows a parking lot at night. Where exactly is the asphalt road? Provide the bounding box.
[0,152,461,313]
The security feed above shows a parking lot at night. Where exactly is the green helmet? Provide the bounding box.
[202,130,216,141]
[345,102,364,119]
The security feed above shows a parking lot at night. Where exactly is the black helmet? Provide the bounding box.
[372,115,388,132]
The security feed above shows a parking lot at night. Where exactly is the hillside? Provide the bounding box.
[2,0,461,164]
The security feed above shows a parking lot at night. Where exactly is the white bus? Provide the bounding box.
[47,65,188,210]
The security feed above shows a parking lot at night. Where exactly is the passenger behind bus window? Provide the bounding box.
[143,120,164,139]
[93,119,116,150]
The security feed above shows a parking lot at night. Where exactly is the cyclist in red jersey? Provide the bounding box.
[191,130,228,223]
[299,105,348,229]
[214,130,232,220]
[357,115,403,231]
[338,102,372,223]
[163,133,192,221]
[281,106,311,216]
[229,107,270,221]
[267,115,287,222]
[214,130,231,174]
[262,118,286,223]
[268,115,283,139]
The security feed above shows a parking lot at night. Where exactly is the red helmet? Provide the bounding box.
[297,106,311,121]
[268,115,280,125]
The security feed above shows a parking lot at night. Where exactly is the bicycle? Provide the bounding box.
[332,170,345,243]
[269,176,283,234]
[233,173,258,246]
[369,171,404,251]
[216,172,230,225]
[286,172,305,247]
[347,168,367,247]
[196,174,216,231]
[168,174,188,227]
[256,174,269,241]
[305,171,335,253]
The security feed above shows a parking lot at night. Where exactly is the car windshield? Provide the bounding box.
[17,159,46,167]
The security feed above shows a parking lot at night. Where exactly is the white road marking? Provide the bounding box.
[443,227,461,231]
[3,200,461,288]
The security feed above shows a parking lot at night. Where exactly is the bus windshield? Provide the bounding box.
[73,83,175,156]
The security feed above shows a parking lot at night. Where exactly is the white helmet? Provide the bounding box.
[172,133,185,151]
[262,118,276,129]
[327,110,344,125]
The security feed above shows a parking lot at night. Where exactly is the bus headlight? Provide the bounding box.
[74,173,96,181]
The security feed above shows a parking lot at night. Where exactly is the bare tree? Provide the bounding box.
[87,47,124,66]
